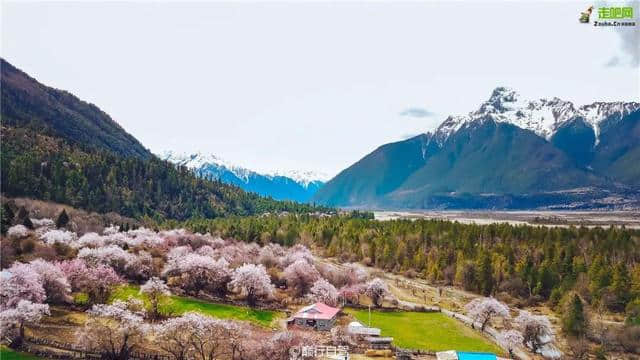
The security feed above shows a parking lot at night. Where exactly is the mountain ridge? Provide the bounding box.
[161,151,328,202]
[314,87,640,209]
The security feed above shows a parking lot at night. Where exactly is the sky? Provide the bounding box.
[2,1,639,176]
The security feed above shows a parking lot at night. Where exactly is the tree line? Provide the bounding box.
[177,215,640,322]
[1,127,329,221]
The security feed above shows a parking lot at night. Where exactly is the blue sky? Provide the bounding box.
[2,1,638,175]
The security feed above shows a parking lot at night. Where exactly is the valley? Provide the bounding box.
[374,210,640,228]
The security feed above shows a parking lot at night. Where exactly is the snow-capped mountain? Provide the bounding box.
[314,87,640,209]
[160,151,328,202]
[435,87,640,143]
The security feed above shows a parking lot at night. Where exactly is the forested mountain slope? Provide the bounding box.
[0,59,326,220]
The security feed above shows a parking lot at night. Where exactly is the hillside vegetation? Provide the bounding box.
[0,58,328,221]
[181,215,640,320]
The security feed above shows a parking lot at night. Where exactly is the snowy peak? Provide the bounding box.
[434,87,640,142]
[160,151,253,182]
[159,151,328,188]
[267,169,331,187]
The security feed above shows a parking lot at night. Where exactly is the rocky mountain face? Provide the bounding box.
[314,87,640,209]
[161,152,328,203]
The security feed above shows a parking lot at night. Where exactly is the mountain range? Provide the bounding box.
[313,87,640,210]
[161,152,328,202]
[1,58,324,219]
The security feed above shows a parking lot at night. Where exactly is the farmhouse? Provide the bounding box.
[290,302,340,330]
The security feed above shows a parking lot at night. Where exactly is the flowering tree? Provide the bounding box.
[464,297,511,331]
[162,253,231,296]
[344,264,368,286]
[125,251,154,281]
[339,284,364,305]
[29,259,71,304]
[80,301,150,360]
[58,259,122,304]
[282,244,314,267]
[78,245,133,274]
[39,229,77,246]
[498,329,524,357]
[228,263,274,306]
[514,310,554,353]
[140,277,170,320]
[283,259,320,296]
[31,218,55,229]
[331,325,354,346]
[154,313,197,360]
[308,279,339,306]
[365,278,389,307]
[7,224,29,239]
[0,263,46,309]
[0,300,50,340]
[75,232,105,248]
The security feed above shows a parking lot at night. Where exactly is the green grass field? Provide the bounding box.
[109,285,280,327]
[346,309,503,354]
[0,346,42,360]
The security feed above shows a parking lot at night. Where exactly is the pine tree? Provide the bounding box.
[56,209,70,228]
[1,203,15,235]
[610,263,631,311]
[562,294,588,337]
[22,216,34,230]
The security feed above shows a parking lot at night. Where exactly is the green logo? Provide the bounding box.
[598,6,634,19]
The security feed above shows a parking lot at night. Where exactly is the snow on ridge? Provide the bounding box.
[434,87,640,143]
[160,151,329,187]
[266,169,331,187]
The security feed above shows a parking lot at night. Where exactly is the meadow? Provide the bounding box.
[346,309,503,354]
[110,285,281,327]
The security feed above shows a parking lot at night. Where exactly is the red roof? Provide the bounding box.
[293,302,340,320]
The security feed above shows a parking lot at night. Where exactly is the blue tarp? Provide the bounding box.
[457,352,497,360]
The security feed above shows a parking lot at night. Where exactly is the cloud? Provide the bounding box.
[399,107,436,118]
[605,56,621,67]
[603,3,639,67]
[400,133,423,140]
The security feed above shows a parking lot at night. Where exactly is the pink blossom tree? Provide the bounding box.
[29,259,71,304]
[162,253,231,296]
[78,245,132,274]
[39,229,77,246]
[0,263,45,309]
[58,259,122,304]
[0,300,50,339]
[365,278,389,307]
[498,329,524,358]
[228,263,274,306]
[282,244,314,267]
[464,297,511,331]
[140,277,170,320]
[344,264,368,286]
[514,310,554,353]
[7,224,30,239]
[308,278,339,306]
[74,232,105,248]
[125,251,154,282]
[81,301,150,360]
[283,259,320,296]
[338,284,364,305]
